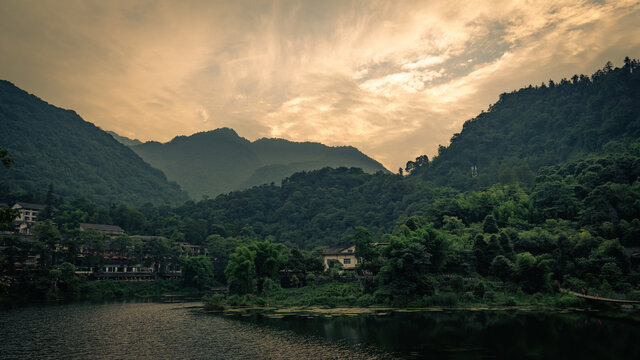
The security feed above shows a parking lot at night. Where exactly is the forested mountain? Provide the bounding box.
[412,58,640,189]
[131,128,388,198]
[98,58,638,251]
[0,80,188,206]
[3,59,638,251]
[7,59,639,301]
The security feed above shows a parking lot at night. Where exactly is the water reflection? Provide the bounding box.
[228,310,640,359]
[1,302,638,359]
[0,302,385,359]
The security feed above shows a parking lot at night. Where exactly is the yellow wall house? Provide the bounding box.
[11,202,47,234]
[322,245,357,270]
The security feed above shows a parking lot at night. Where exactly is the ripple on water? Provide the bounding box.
[0,302,391,360]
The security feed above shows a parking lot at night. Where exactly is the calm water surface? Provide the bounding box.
[1,302,639,359]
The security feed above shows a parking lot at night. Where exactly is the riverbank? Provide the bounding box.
[205,280,584,309]
[0,278,204,308]
[202,280,640,320]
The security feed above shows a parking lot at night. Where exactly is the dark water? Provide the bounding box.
[0,302,381,359]
[1,302,639,359]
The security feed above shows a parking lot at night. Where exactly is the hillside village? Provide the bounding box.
[1,201,361,286]
[1,202,208,281]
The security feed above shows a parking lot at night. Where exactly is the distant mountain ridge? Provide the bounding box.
[105,131,142,147]
[128,128,389,198]
[0,80,189,206]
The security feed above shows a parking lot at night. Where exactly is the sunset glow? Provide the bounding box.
[1,0,639,169]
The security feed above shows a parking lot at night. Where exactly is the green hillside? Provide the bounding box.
[412,58,640,189]
[106,58,639,250]
[5,60,640,307]
[0,80,189,206]
[131,128,388,198]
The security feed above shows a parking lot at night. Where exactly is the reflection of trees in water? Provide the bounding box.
[236,311,640,359]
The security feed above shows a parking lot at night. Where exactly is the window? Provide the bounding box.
[343,258,351,265]
[347,249,353,253]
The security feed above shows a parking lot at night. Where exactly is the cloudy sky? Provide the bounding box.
[1,0,640,170]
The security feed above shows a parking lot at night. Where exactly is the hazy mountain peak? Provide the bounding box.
[106,130,143,147]
[131,128,388,198]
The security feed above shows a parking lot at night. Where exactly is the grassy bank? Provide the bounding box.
[203,280,624,311]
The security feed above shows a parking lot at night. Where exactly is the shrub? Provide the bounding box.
[473,282,486,298]
[253,296,267,306]
[484,291,496,300]
[227,294,247,306]
[202,294,225,312]
[356,294,376,307]
[556,294,586,309]
[305,273,317,285]
[424,293,458,307]
[460,292,475,303]
[262,278,282,297]
[503,297,517,306]
[450,275,464,293]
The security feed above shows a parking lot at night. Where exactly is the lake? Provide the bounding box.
[1,302,638,359]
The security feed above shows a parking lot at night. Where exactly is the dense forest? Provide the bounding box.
[130,128,388,198]
[2,58,640,305]
[0,80,188,206]
[413,57,640,190]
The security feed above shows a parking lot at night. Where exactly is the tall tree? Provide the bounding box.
[0,148,18,231]
[180,255,214,290]
[0,148,13,169]
[252,238,287,294]
[225,244,256,295]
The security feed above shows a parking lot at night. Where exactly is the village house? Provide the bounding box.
[11,202,47,234]
[2,219,207,280]
[92,263,156,281]
[321,242,389,271]
[322,245,358,270]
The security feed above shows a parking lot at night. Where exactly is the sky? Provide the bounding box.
[1,0,640,171]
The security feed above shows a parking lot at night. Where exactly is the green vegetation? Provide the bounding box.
[3,58,640,309]
[412,58,640,190]
[205,280,593,310]
[180,255,214,290]
[0,80,188,206]
[131,128,389,198]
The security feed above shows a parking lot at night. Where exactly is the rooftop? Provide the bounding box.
[14,202,47,210]
[321,246,355,256]
[130,235,169,241]
[79,223,125,233]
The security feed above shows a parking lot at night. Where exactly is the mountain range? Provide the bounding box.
[123,129,388,199]
[0,80,388,204]
[2,58,638,214]
[159,58,640,248]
